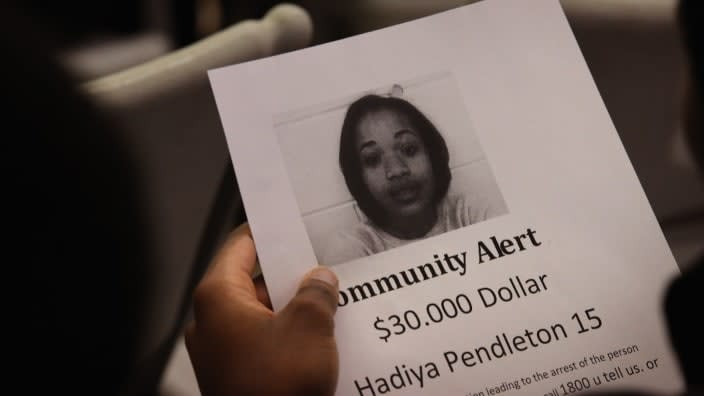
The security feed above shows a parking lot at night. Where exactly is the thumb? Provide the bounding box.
[277,267,340,337]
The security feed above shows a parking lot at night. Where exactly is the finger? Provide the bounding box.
[199,223,257,297]
[254,275,272,309]
[204,223,256,282]
[192,223,269,321]
[277,267,339,337]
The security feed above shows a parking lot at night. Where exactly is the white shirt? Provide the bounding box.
[322,193,495,266]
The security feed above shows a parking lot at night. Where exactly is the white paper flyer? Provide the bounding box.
[208,0,685,394]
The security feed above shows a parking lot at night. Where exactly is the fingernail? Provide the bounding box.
[308,267,338,288]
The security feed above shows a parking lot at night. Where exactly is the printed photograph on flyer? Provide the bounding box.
[275,72,508,268]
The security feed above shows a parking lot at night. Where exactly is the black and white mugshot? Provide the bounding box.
[321,93,506,265]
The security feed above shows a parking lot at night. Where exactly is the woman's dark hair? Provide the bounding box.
[339,94,451,228]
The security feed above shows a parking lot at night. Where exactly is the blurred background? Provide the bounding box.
[5,0,702,395]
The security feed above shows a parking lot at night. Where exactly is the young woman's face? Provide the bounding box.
[356,110,436,223]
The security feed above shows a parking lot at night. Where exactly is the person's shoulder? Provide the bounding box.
[321,222,383,266]
[442,192,468,210]
[440,192,487,225]
[443,189,509,225]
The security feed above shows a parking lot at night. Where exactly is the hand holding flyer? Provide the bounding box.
[207,0,685,394]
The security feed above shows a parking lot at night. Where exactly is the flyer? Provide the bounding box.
[207,0,685,394]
